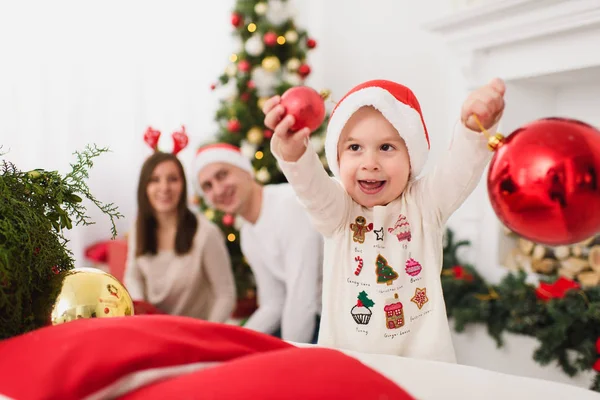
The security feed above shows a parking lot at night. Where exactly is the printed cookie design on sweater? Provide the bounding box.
[373,227,384,241]
[405,258,422,277]
[375,254,399,286]
[384,293,404,329]
[411,287,429,310]
[351,291,375,325]
[388,214,411,242]
[350,216,373,244]
[354,256,364,276]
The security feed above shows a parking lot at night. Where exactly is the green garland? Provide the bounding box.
[442,228,600,391]
[0,145,123,340]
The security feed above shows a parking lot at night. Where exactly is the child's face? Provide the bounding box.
[337,106,410,207]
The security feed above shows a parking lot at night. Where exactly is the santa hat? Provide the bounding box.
[325,80,430,180]
[193,143,254,195]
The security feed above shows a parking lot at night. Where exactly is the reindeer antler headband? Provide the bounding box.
[143,125,189,155]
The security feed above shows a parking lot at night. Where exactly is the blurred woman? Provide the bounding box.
[124,151,236,322]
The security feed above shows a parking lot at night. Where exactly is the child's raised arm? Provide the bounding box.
[264,96,351,236]
[415,78,506,226]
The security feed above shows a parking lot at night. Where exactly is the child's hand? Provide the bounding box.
[263,95,311,162]
[461,78,506,131]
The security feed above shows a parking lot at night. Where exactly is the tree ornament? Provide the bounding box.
[50,268,134,325]
[247,80,256,89]
[258,97,268,111]
[227,119,241,133]
[284,30,298,43]
[210,83,217,90]
[238,59,251,73]
[256,167,271,183]
[231,12,243,28]
[283,71,302,86]
[204,208,215,220]
[222,214,235,226]
[246,127,264,145]
[240,92,251,102]
[261,56,281,72]
[280,86,327,132]
[286,58,301,72]
[225,64,237,77]
[298,64,311,78]
[487,117,600,246]
[306,38,317,48]
[263,31,278,47]
[265,0,289,26]
[254,2,268,15]
[263,129,273,139]
[240,140,258,158]
[245,35,265,57]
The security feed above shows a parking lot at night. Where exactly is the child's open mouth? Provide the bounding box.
[358,180,386,195]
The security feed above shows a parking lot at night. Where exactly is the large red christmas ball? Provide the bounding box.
[263,32,277,47]
[280,86,326,133]
[487,118,600,245]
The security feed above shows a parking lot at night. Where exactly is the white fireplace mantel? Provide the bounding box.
[423,0,600,87]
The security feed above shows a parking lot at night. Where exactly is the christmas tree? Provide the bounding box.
[376,255,399,286]
[196,0,330,316]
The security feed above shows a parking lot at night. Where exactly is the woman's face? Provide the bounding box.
[146,160,184,216]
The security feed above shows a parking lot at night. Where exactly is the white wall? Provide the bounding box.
[0,0,236,262]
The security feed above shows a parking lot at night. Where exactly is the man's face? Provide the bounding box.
[197,162,254,215]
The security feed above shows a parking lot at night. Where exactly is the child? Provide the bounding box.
[263,78,505,363]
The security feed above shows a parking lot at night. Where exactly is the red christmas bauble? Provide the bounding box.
[263,129,273,139]
[240,92,250,102]
[280,86,326,133]
[247,80,256,89]
[231,13,243,27]
[306,38,317,49]
[487,117,600,246]
[298,64,311,78]
[238,60,251,73]
[210,83,216,91]
[227,119,241,133]
[222,214,235,226]
[263,32,277,46]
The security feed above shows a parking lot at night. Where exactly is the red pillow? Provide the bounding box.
[0,315,291,399]
[123,346,415,400]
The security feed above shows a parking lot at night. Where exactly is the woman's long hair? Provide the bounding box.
[135,152,198,257]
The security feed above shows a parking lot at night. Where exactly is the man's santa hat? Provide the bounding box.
[193,143,254,195]
[325,80,430,180]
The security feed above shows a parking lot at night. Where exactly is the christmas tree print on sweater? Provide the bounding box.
[388,214,411,242]
[351,291,374,324]
[375,255,399,285]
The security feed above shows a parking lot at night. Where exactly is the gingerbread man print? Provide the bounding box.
[350,216,373,244]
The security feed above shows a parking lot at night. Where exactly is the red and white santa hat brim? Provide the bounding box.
[193,143,254,195]
[325,80,431,180]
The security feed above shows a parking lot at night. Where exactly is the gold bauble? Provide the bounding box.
[261,56,281,72]
[258,97,268,110]
[284,30,298,43]
[247,127,264,145]
[254,2,268,15]
[204,208,215,220]
[50,267,134,325]
[286,57,301,72]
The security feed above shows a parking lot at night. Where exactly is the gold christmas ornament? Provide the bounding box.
[204,208,215,220]
[254,2,268,15]
[50,267,134,325]
[225,64,237,77]
[246,127,264,144]
[261,56,281,72]
[284,30,298,43]
[286,58,301,72]
[258,97,269,110]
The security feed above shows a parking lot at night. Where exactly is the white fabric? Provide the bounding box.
[239,184,323,343]
[272,121,494,362]
[193,147,254,195]
[123,212,236,322]
[290,342,600,400]
[325,86,429,180]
